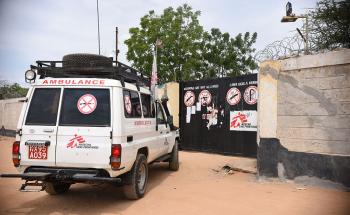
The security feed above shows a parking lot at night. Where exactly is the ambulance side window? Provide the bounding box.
[123,90,142,118]
[140,94,154,118]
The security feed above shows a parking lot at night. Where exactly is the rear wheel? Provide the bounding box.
[44,182,71,195]
[123,154,148,200]
[169,140,179,171]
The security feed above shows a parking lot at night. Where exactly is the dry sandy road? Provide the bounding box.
[0,136,349,215]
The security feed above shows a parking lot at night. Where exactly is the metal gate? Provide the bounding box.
[179,74,257,157]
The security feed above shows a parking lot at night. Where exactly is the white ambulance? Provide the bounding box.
[0,54,180,200]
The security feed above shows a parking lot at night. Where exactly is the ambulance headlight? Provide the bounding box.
[25,69,36,81]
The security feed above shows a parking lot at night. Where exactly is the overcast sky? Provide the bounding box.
[0,0,316,86]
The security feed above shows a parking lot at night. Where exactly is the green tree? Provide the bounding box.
[309,0,350,50]
[201,29,257,78]
[125,4,258,82]
[0,81,28,100]
[125,4,203,82]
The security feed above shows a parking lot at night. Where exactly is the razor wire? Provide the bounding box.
[254,30,306,63]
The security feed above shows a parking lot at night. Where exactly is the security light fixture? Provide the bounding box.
[286,2,293,16]
[281,2,299,22]
[25,69,36,83]
[280,2,309,54]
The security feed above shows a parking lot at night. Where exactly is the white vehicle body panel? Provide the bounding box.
[55,86,112,168]
[56,127,112,168]
[19,86,60,167]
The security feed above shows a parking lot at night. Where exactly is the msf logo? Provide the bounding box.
[230,112,248,128]
[67,134,86,148]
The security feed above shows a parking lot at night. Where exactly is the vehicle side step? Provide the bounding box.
[154,153,171,162]
[19,180,45,192]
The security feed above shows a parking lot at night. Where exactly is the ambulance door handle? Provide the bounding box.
[43,128,54,133]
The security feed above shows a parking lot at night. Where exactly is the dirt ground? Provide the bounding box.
[0,136,349,215]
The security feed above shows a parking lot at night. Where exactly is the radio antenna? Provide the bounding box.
[96,0,101,55]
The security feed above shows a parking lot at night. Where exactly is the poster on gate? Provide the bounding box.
[229,111,257,131]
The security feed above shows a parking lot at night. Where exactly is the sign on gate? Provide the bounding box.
[229,111,257,131]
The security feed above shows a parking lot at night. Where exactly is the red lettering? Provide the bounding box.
[134,121,151,126]
[43,79,105,85]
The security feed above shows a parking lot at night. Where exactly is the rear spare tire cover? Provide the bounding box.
[62,53,112,67]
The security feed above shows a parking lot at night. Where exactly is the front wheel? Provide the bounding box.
[123,154,148,200]
[169,140,179,171]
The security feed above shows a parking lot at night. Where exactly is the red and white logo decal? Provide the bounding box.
[244,86,258,105]
[77,94,97,114]
[230,112,248,128]
[184,91,195,107]
[67,134,86,148]
[226,87,241,106]
[199,90,212,106]
[230,111,257,131]
[124,95,132,114]
[66,134,98,149]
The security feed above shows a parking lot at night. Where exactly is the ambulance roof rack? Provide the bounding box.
[31,60,150,88]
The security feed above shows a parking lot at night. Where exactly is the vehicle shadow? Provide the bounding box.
[5,163,173,215]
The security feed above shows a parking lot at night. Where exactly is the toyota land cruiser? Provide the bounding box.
[0,53,180,200]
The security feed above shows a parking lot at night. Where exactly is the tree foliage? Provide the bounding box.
[0,81,28,100]
[125,4,258,82]
[309,0,350,50]
[201,29,257,78]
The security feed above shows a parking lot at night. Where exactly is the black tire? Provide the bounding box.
[169,140,179,171]
[123,154,148,200]
[44,182,71,195]
[62,53,112,68]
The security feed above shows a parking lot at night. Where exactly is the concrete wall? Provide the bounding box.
[0,97,25,135]
[278,64,350,155]
[157,82,180,127]
[258,49,350,186]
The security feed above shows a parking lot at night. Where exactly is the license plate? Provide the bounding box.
[28,145,48,160]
